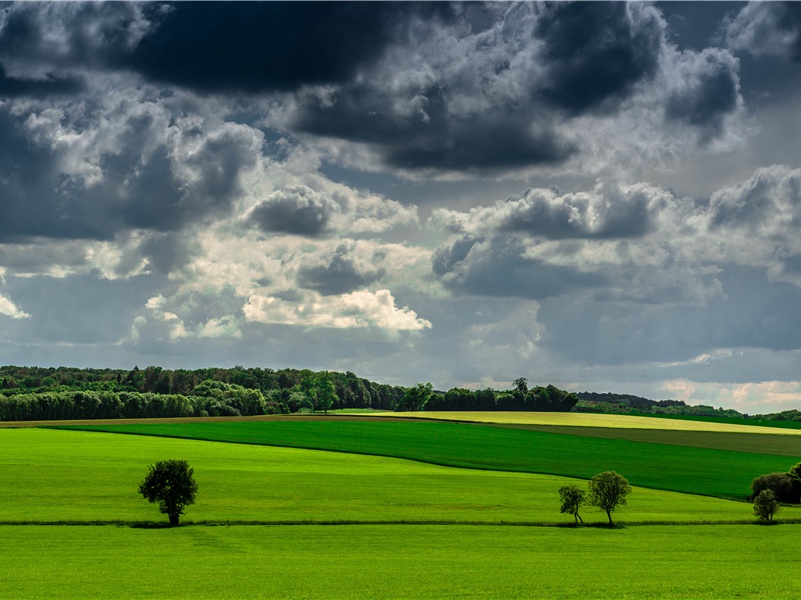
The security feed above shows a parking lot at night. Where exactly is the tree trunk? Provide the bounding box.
[606,510,613,526]
[169,513,180,527]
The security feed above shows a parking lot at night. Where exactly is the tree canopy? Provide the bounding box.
[588,471,631,526]
[138,459,198,526]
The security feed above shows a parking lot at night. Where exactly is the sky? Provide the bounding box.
[2,1,801,412]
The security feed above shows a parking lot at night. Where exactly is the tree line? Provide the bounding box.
[575,392,801,422]
[0,366,579,421]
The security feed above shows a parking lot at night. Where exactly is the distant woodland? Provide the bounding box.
[0,365,798,422]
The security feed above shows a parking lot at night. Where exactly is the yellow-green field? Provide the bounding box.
[378,411,801,435]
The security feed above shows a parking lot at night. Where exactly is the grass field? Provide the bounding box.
[379,410,801,434]
[64,419,801,499]
[1,428,771,524]
[2,524,801,599]
[4,418,801,599]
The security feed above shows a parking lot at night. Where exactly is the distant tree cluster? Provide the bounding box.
[399,378,579,413]
[575,391,801,423]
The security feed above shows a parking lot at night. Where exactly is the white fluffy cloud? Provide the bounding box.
[0,292,28,319]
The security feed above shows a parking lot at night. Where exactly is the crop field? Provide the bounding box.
[379,410,801,435]
[2,417,801,598]
[65,418,801,498]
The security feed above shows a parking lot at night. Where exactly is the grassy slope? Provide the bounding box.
[1,428,765,524]
[3,524,801,599]
[64,419,801,499]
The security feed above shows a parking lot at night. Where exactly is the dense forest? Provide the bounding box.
[0,366,581,421]
[2,365,797,423]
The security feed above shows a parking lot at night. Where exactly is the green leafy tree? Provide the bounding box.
[588,471,631,526]
[138,459,198,526]
[395,382,434,412]
[314,371,338,413]
[751,472,800,504]
[753,489,779,523]
[558,485,586,525]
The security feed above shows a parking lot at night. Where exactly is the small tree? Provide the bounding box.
[558,485,586,525]
[588,471,631,526]
[753,489,779,523]
[138,459,198,526]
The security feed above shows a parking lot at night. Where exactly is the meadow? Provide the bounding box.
[66,418,801,498]
[2,414,801,598]
[3,524,801,599]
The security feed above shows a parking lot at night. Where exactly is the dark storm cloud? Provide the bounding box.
[249,185,339,236]
[128,2,454,93]
[294,1,741,172]
[665,49,740,144]
[0,63,83,97]
[0,110,97,241]
[432,235,603,299]
[0,101,261,242]
[535,2,662,114]
[296,244,386,296]
[0,1,146,76]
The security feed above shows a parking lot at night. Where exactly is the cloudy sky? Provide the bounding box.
[2,2,801,411]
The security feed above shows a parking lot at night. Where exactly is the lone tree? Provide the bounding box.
[753,489,779,523]
[138,459,198,526]
[558,485,586,525]
[588,471,631,526]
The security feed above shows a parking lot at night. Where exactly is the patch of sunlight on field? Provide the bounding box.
[0,428,782,525]
[378,411,801,435]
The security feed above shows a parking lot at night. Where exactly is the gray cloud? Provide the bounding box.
[293,2,744,174]
[665,49,741,144]
[0,63,83,97]
[0,2,148,78]
[138,233,196,276]
[432,235,604,299]
[534,2,662,114]
[0,97,262,242]
[249,185,340,237]
[709,165,801,232]
[725,2,801,61]
[296,244,386,296]
[431,182,669,240]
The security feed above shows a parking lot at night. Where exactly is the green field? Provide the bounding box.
[3,419,801,598]
[1,428,769,524]
[63,419,801,499]
[3,524,801,599]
